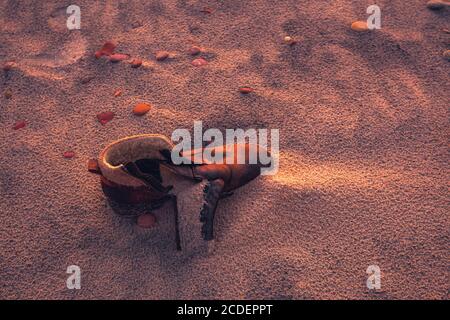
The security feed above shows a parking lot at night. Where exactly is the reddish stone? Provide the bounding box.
[191,58,208,67]
[130,58,142,68]
[189,46,202,56]
[3,61,15,71]
[13,121,26,130]
[239,87,254,94]
[200,7,213,14]
[133,103,152,116]
[87,159,101,174]
[63,151,75,159]
[108,53,129,62]
[97,111,115,125]
[95,41,116,58]
[155,51,170,61]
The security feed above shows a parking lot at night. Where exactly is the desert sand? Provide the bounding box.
[0,0,448,299]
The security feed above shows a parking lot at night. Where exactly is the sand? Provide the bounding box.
[0,0,448,299]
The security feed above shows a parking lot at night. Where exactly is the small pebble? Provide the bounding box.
[443,49,450,61]
[97,111,115,125]
[13,121,26,130]
[87,159,101,174]
[3,61,16,71]
[189,46,202,56]
[4,89,12,99]
[239,87,254,94]
[137,213,157,228]
[133,103,152,116]
[63,151,75,159]
[114,89,122,97]
[200,7,213,14]
[155,51,170,61]
[108,53,129,62]
[130,58,142,68]
[95,41,116,58]
[284,36,297,46]
[351,21,369,32]
[94,51,103,59]
[191,58,208,67]
[101,41,116,53]
[426,0,446,10]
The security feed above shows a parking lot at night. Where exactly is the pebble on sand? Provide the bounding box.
[200,7,213,14]
[133,103,152,116]
[137,213,157,229]
[426,0,447,10]
[284,36,297,46]
[108,53,130,63]
[95,41,116,59]
[239,87,254,94]
[94,51,103,59]
[130,58,142,68]
[191,58,208,67]
[4,89,12,99]
[97,111,115,125]
[114,89,122,97]
[351,21,369,32]
[443,50,450,61]
[63,151,75,159]
[87,159,101,174]
[13,121,26,130]
[3,61,16,71]
[155,51,170,61]
[189,46,202,56]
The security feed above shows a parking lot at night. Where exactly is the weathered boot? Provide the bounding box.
[89,134,271,250]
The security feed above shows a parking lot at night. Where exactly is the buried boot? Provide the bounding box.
[89,134,272,250]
